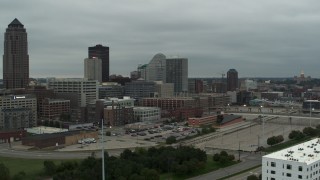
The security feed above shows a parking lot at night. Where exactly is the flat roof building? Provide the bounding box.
[0,94,37,130]
[263,138,320,180]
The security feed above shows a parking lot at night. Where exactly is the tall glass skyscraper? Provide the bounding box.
[166,57,188,93]
[3,18,29,89]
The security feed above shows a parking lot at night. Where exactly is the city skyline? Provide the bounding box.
[1,1,320,78]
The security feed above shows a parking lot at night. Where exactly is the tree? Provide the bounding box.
[247,174,259,180]
[289,130,304,140]
[220,151,228,157]
[267,136,277,146]
[12,171,26,180]
[166,136,177,144]
[213,153,220,161]
[218,155,228,164]
[140,168,159,180]
[174,164,188,175]
[303,127,318,136]
[0,163,10,180]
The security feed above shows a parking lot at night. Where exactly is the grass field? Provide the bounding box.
[160,155,238,180]
[0,156,79,180]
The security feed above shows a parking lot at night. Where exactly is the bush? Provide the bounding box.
[106,131,111,136]
[303,127,318,136]
[213,153,220,161]
[213,151,235,164]
[267,135,284,146]
[228,154,235,161]
[0,163,10,180]
[166,136,177,144]
[247,174,259,180]
[289,130,305,140]
[43,160,56,175]
[220,151,228,157]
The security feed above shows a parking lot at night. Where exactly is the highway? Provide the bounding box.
[0,143,124,159]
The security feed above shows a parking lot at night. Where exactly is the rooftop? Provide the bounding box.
[264,138,320,165]
[8,18,24,27]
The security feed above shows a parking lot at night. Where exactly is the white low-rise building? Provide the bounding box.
[133,107,160,122]
[263,138,320,180]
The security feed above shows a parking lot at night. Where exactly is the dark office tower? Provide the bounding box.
[3,18,29,89]
[166,58,188,93]
[88,44,109,82]
[227,69,238,91]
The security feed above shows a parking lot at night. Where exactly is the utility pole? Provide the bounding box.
[101,118,105,180]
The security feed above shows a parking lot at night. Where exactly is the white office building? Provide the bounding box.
[48,78,98,107]
[262,138,320,180]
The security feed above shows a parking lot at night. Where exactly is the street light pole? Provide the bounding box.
[309,101,312,127]
[261,106,264,147]
[238,141,241,161]
[101,118,105,180]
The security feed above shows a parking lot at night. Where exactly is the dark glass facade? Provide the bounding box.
[88,44,109,82]
[3,18,29,89]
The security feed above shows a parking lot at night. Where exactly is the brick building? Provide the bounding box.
[42,98,70,120]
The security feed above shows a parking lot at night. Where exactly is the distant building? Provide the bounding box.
[199,93,231,110]
[188,116,216,127]
[124,80,156,101]
[42,98,70,120]
[294,70,311,84]
[133,107,161,122]
[104,106,134,126]
[87,97,135,123]
[0,94,37,130]
[137,64,147,80]
[188,79,204,94]
[155,81,174,97]
[48,78,98,121]
[261,92,284,101]
[146,53,167,82]
[239,79,257,91]
[212,82,226,93]
[302,100,320,113]
[227,69,238,91]
[84,57,102,83]
[26,86,54,119]
[3,18,29,89]
[88,44,109,82]
[98,82,124,99]
[141,97,195,110]
[262,138,320,180]
[166,57,188,93]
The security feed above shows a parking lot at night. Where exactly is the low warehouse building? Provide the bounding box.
[22,130,98,149]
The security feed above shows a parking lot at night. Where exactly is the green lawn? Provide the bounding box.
[0,156,79,180]
[160,155,238,180]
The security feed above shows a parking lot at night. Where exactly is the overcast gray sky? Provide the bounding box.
[1,0,320,78]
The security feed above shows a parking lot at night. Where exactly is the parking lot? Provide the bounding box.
[58,124,199,152]
[200,115,314,152]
